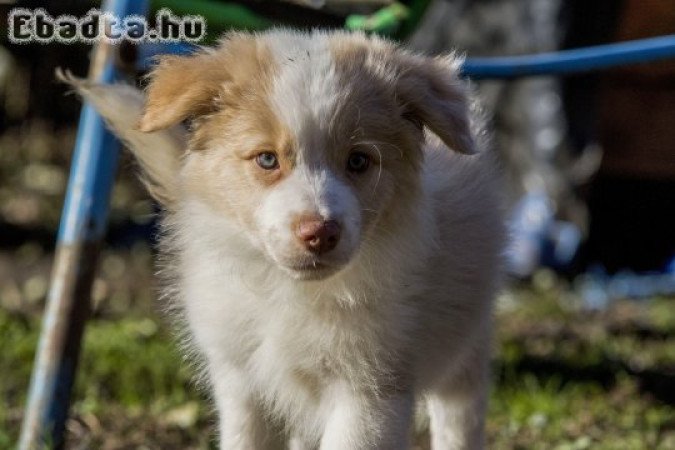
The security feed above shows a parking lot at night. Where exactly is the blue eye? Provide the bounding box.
[256,152,279,170]
[347,152,370,173]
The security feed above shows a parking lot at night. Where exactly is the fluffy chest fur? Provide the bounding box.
[173,198,431,436]
[174,187,433,372]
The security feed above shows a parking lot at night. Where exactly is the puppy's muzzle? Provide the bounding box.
[294,215,341,254]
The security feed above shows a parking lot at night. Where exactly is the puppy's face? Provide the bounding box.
[139,31,475,280]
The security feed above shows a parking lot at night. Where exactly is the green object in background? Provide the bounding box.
[150,0,274,41]
[70,0,433,43]
[345,0,433,39]
[149,0,433,42]
[345,3,409,37]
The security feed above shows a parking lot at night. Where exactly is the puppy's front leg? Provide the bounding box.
[209,366,276,450]
[427,389,486,450]
[427,355,489,450]
[319,382,414,450]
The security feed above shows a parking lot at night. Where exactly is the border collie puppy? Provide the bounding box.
[63,29,504,450]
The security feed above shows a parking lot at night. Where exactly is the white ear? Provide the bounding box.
[395,54,477,155]
[57,69,184,206]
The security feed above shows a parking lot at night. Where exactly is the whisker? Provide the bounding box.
[352,139,405,159]
[366,142,384,194]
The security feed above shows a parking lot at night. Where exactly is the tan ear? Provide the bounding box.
[395,54,477,154]
[138,52,227,132]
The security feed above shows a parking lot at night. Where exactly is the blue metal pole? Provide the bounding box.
[18,1,149,449]
[461,34,675,79]
[134,35,675,79]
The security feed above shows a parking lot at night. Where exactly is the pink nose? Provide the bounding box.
[295,216,341,254]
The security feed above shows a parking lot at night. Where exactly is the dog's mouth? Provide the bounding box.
[268,242,356,282]
[290,261,328,271]
[282,260,339,281]
[287,263,333,280]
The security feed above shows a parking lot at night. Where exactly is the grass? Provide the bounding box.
[0,309,212,449]
[1,268,675,449]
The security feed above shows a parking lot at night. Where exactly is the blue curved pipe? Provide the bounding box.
[460,34,675,79]
[138,35,675,80]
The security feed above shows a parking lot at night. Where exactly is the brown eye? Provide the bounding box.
[347,152,370,173]
[256,152,279,170]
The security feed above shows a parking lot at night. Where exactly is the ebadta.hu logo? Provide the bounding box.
[8,8,206,44]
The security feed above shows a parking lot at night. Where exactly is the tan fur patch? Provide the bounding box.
[140,33,281,134]
[169,35,295,231]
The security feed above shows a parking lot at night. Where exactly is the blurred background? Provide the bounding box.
[1,0,674,448]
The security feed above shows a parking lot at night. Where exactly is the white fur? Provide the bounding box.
[255,168,361,278]
[68,30,505,450]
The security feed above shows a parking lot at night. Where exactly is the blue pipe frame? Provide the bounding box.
[135,35,675,79]
[18,1,149,449]
[461,34,675,79]
[18,0,675,445]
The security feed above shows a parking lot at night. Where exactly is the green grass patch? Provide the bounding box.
[2,289,675,449]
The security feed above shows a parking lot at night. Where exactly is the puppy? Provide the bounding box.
[64,29,505,450]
